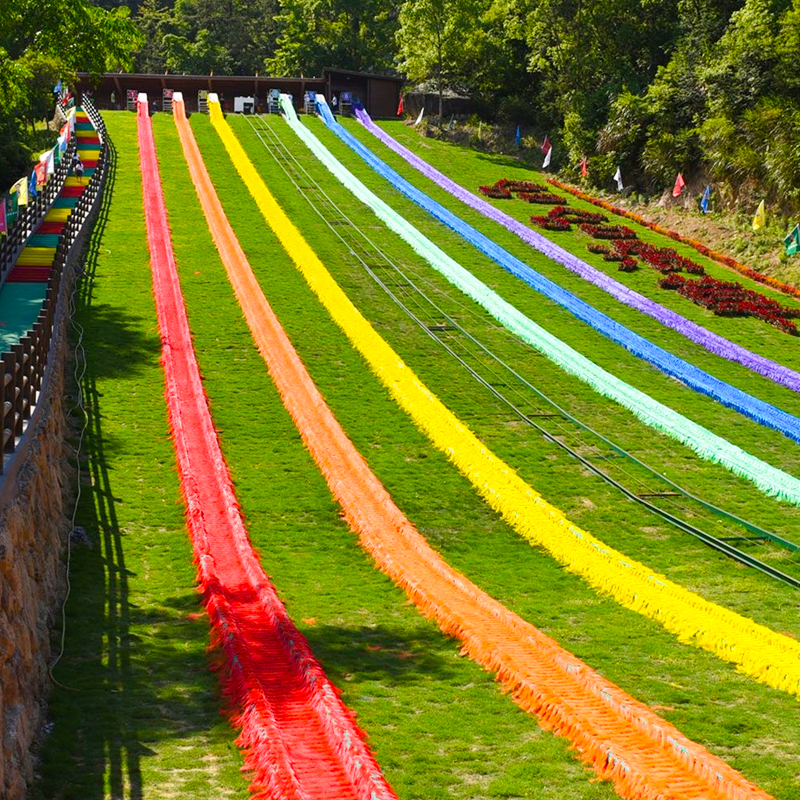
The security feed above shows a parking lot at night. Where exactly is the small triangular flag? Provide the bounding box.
[414,106,424,126]
[397,95,404,115]
[580,157,588,178]
[613,166,623,191]
[700,185,711,214]
[515,125,521,147]
[672,172,685,197]
[784,224,800,256]
[542,137,552,169]
[752,199,766,231]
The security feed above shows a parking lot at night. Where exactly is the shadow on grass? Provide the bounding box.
[475,150,539,173]
[303,623,461,685]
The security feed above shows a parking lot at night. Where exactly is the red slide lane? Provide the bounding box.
[135,102,398,800]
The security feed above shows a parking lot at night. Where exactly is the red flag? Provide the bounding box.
[580,157,588,178]
[672,172,685,197]
[541,135,551,155]
[34,162,47,186]
[397,95,404,115]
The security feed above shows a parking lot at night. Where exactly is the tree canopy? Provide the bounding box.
[1,0,140,185]
[4,0,800,208]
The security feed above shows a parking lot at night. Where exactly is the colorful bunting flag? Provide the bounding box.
[40,149,54,176]
[34,162,47,187]
[613,166,623,191]
[5,193,18,227]
[11,177,28,206]
[414,106,425,126]
[397,95,404,116]
[700,185,711,214]
[580,157,588,178]
[0,200,6,237]
[784,224,800,256]
[515,125,521,147]
[752,200,766,231]
[29,172,37,198]
[542,136,552,169]
[672,172,685,197]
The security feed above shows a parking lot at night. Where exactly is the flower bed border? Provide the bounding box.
[547,177,800,301]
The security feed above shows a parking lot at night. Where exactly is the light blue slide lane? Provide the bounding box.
[315,98,800,446]
[276,93,800,505]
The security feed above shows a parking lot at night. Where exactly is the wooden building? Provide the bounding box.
[76,68,403,118]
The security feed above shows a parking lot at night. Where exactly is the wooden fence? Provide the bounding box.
[1,97,108,473]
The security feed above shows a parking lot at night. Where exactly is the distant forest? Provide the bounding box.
[3,0,800,207]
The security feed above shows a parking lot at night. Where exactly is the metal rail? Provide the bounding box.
[242,112,800,589]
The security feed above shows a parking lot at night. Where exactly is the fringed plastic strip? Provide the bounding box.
[353,107,800,398]
[318,101,800,444]
[280,94,800,505]
[209,98,800,702]
[192,100,785,800]
[136,98,399,800]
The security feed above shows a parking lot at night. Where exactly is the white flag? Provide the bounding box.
[613,166,623,191]
[40,149,55,176]
[414,106,425,126]
[542,146,552,169]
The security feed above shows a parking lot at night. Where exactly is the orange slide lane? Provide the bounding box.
[172,97,775,800]
[136,98,399,800]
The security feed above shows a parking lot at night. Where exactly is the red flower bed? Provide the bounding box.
[546,176,800,300]
[531,215,571,231]
[549,207,607,224]
[579,223,638,239]
[518,191,565,204]
[659,275,800,333]
[478,185,513,199]
[479,178,557,201]
[618,257,638,272]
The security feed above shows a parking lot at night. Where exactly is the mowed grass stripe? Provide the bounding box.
[31,112,249,800]
[150,111,628,800]
[193,112,800,797]
[362,119,800,383]
[300,115,800,484]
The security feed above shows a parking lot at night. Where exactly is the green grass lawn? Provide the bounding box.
[369,118,800,346]
[32,109,800,800]
[189,112,799,797]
